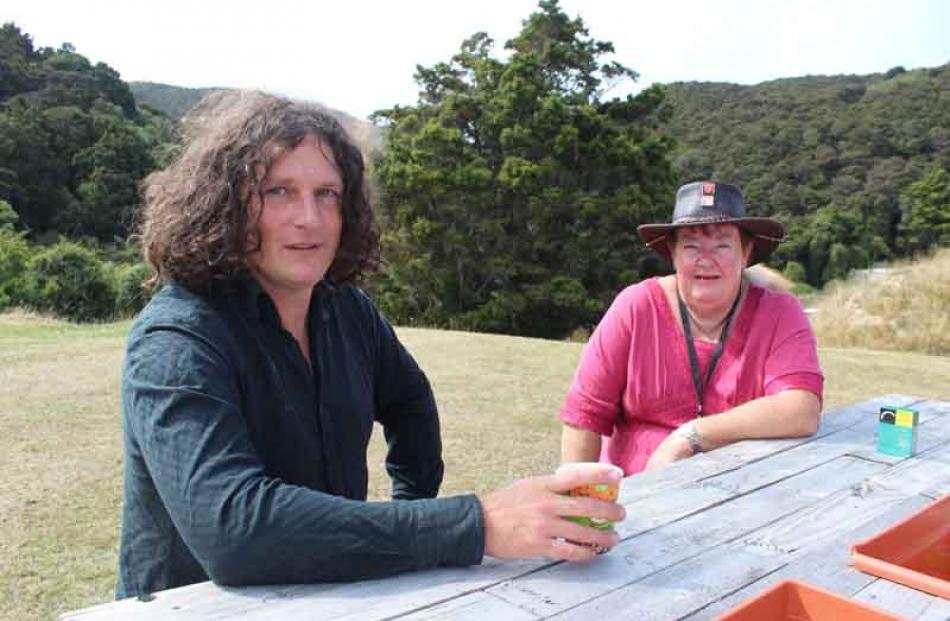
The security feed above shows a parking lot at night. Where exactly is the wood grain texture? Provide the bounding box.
[62,395,949,621]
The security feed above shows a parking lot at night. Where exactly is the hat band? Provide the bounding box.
[672,214,739,225]
[643,229,783,248]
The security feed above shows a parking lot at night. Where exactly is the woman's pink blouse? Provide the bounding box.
[560,278,824,475]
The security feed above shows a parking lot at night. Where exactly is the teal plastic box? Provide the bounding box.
[877,406,919,458]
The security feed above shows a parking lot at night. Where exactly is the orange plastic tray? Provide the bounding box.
[852,494,950,598]
[714,579,906,620]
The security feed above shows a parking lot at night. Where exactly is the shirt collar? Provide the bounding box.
[236,276,338,329]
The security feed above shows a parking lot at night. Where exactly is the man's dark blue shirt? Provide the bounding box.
[116,279,484,598]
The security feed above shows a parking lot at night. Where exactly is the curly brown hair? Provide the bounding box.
[140,91,380,291]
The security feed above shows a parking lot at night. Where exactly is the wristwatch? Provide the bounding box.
[675,420,704,455]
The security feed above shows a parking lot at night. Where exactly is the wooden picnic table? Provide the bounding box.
[63,394,950,620]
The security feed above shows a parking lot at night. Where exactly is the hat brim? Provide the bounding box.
[637,217,785,265]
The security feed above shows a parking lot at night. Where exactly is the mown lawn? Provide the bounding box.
[2,312,949,620]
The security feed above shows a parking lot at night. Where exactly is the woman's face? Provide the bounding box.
[246,133,343,300]
[671,223,752,310]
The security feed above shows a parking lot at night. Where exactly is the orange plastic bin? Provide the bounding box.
[714,579,906,620]
[851,494,950,599]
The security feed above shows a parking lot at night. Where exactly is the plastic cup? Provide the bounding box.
[556,462,623,529]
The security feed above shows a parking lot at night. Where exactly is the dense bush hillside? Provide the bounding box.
[663,65,950,285]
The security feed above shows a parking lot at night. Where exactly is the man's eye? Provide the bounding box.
[316,188,340,199]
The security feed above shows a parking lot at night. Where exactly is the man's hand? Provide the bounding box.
[479,463,625,562]
[644,429,695,471]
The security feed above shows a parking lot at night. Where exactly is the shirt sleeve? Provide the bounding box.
[762,294,824,403]
[559,285,639,435]
[123,320,482,590]
[368,300,444,501]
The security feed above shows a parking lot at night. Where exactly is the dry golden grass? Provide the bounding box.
[811,248,950,356]
[2,311,950,620]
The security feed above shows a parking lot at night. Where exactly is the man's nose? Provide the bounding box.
[294,193,323,226]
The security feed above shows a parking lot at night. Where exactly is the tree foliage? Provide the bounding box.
[0,23,174,241]
[898,164,950,253]
[371,0,675,337]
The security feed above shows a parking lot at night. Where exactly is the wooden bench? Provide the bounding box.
[62,395,950,620]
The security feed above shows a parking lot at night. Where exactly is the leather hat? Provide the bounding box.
[637,181,785,265]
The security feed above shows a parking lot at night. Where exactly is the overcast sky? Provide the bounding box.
[4,0,948,119]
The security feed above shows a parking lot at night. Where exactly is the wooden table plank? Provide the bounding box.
[545,541,784,621]
[737,485,937,560]
[63,557,550,621]
[686,494,935,619]
[487,456,887,618]
[398,592,540,620]
[853,579,950,620]
[613,397,902,509]
[868,440,950,497]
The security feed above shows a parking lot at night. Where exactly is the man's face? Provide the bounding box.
[247,133,343,299]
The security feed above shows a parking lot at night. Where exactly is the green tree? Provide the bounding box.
[0,199,28,309]
[0,197,16,228]
[0,23,167,241]
[898,165,950,253]
[372,0,674,337]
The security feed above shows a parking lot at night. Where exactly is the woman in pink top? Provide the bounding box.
[560,181,823,475]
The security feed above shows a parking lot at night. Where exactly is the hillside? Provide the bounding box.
[661,64,950,284]
[128,80,221,119]
[129,81,382,151]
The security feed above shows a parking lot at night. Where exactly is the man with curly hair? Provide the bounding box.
[117,92,624,599]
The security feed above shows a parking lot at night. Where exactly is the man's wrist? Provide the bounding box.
[675,420,704,455]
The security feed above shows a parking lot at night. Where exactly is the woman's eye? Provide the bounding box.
[316,188,340,200]
[264,186,287,196]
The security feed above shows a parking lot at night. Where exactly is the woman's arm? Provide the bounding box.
[692,389,820,449]
[646,292,823,470]
[645,390,820,470]
[559,286,643,464]
[561,424,603,463]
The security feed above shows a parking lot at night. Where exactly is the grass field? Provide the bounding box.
[2,312,950,620]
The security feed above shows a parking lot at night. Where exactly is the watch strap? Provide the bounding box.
[676,421,704,455]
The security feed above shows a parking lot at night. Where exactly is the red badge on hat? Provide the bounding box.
[702,182,715,206]
[702,183,715,195]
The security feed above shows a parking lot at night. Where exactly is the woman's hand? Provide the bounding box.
[643,429,695,470]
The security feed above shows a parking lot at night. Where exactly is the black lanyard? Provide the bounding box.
[677,286,743,417]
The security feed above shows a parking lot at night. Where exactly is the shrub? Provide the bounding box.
[25,241,116,322]
[0,228,30,310]
[783,260,807,283]
[114,262,156,316]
